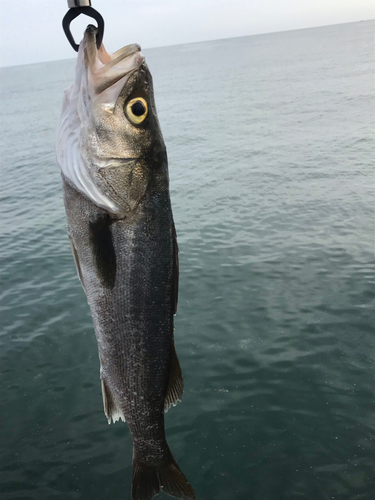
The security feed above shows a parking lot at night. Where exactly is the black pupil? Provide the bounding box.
[131,101,146,116]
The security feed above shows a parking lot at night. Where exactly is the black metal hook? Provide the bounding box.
[62,6,105,52]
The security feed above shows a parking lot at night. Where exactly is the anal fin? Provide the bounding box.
[101,376,125,424]
[164,338,184,413]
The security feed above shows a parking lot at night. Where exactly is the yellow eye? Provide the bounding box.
[126,97,148,125]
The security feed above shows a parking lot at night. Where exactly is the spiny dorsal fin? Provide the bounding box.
[101,376,125,424]
[164,338,184,413]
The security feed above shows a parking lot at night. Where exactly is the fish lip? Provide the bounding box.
[85,24,97,35]
[84,25,143,70]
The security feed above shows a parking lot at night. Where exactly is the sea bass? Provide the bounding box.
[56,26,195,500]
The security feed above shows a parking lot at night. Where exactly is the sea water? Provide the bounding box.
[0,20,374,500]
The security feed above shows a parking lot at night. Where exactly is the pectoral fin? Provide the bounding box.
[89,214,116,289]
[164,338,184,413]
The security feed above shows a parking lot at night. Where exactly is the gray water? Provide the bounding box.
[1,20,374,500]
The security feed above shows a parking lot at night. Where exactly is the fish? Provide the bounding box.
[56,25,196,500]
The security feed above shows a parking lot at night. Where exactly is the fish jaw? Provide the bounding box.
[84,24,144,104]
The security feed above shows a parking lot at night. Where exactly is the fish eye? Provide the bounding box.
[126,97,148,125]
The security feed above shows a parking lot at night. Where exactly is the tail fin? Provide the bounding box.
[132,451,196,500]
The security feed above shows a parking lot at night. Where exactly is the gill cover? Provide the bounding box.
[56,28,145,214]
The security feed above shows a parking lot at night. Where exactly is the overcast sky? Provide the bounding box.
[0,0,373,67]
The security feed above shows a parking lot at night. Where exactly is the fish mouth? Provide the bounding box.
[84,25,144,97]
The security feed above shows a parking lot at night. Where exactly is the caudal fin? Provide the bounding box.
[132,452,196,500]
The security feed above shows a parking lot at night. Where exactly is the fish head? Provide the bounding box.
[57,25,167,215]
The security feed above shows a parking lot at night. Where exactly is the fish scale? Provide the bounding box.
[57,25,195,500]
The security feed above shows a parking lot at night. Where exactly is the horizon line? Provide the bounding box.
[1,18,373,70]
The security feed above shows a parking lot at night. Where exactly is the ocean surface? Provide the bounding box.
[0,20,374,500]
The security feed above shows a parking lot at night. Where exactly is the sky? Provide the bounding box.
[0,0,373,67]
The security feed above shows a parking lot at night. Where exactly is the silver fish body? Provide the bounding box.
[57,26,195,500]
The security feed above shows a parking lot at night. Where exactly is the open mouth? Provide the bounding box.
[84,25,144,97]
